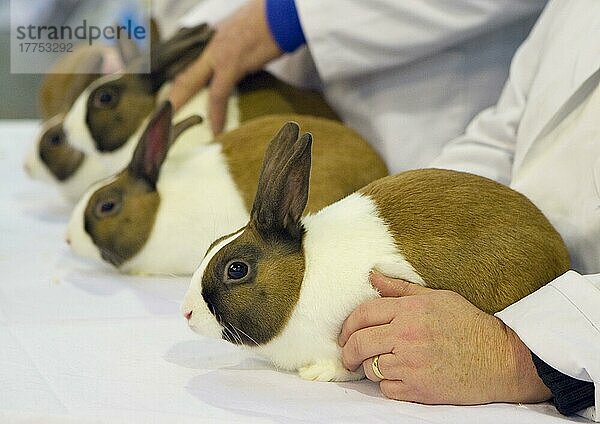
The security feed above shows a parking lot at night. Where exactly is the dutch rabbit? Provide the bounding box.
[181,121,570,382]
[66,102,386,275]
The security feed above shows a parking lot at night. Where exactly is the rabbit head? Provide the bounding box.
[63,23,213,157]
[66,102,202,268]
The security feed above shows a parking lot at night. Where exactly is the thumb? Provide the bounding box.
[369,270,433,297]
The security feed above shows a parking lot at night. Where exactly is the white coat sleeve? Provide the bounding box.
[294,0,546,82]
[496,271,600,422]
[177,0,247,28]
[428,0,556,185]
[149,0,201,37]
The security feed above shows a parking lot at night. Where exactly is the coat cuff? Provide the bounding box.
[496,271,600,421]
[266,0,306,53]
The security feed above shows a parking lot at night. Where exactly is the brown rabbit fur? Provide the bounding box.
[222,114,386,212]
[361,169,570,313]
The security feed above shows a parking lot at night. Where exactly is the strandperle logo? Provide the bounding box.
[10,0,151,74]
[16,20,147,46]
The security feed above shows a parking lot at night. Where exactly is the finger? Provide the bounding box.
[168,54,213,110]
[379,379,419,402]
[363,353,398,382]
[339,297,401,346]
[341,324,394,371]
[207,66,238,135]
[370,270,433,297]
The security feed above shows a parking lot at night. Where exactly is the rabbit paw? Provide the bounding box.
[298,360,364,382]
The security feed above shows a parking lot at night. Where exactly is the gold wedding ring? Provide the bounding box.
[371,354,385,380]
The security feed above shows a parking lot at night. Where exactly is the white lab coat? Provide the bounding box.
[432,1,600,420]
[289,0,549,173]
[178,0,547,173]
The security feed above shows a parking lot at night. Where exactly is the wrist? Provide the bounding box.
[501,323,552,403]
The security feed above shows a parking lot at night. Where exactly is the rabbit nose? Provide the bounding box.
[184,310,193,321]
[65,237,71,245]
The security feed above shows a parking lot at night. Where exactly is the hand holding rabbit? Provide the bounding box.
[169,0,283,134]
[339,271,552,405]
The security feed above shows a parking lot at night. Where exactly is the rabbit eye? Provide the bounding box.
[50,133,63,145]
[94,194,122,218]
[227,261,249,280]
[93,87,119,109]
[102,202,114,212]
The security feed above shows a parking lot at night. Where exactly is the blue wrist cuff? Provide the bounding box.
[266,0,306,53]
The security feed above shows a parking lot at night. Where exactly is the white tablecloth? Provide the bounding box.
[0,121,588,423]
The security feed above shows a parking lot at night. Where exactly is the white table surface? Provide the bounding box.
[0,120,588,423]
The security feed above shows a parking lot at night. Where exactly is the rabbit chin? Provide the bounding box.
[182,293,223,340]
[24,145,53,183]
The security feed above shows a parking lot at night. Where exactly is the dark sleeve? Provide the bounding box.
[531,352,595,416]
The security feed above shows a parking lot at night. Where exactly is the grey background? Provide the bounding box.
[0,0,141,119]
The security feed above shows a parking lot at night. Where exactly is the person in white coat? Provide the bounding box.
[340,1,599,420]
[168,0,547,173]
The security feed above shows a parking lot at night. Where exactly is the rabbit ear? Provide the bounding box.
[77,50,105,74]
[172,115,203,142]
[62,54,104,107]
[128,101,173,186]
[116,27,142,65]
[149,17,161,45]
[251,123,312,240]
[146,22,214,92]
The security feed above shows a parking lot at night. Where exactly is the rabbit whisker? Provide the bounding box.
[228,322,260,347]
[216,313,238,344]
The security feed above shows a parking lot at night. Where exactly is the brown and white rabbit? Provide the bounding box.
[62,24,337,175]
[66,102,386,275]
[181,121,570,382]
[23,21,163,201]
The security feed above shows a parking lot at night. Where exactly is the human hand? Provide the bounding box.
[169,0,283,134]
[338,271,551,405]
